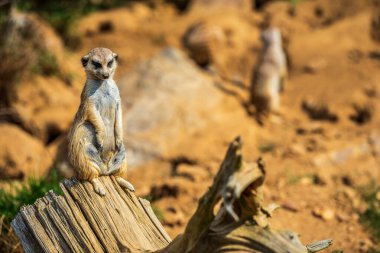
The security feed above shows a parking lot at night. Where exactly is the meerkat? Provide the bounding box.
[250,27,287,117]
[68,47,134,196]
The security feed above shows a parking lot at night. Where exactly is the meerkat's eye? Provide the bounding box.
[107,59,114,68]
[92,61,102,69]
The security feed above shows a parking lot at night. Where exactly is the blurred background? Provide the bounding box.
[1,0,380,252]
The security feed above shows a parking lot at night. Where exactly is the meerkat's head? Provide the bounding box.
[81,47,118,80]
[261,27,282,47]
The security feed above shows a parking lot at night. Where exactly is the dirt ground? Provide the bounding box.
[2,0,380,252]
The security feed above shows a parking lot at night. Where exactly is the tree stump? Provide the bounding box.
[12,137,332,253]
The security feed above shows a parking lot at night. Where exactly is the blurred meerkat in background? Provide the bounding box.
[250,27,287,122]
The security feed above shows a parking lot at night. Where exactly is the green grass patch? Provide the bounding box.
[259,142,276,153]
[15,0,128,49]
[0,171,62,222]
[151,205,165,222]
[360,183,380,250]
[141,194,165,222]
[0,171,62,252]
[32,50,60,76]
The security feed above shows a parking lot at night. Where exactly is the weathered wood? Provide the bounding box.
[12,177,170,253]
[156,137,313,253]
[12,137,332,253]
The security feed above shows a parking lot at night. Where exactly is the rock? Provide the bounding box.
[182,12,259,82]
[1,10,79,142]
[299,177,312,185]
[336,211,350,222]
[119,47,257,168]
[284,143,306,157]
[12,76,78,143]
[376,191,380,201]
[183,21,226,67]
[312,206,335,221]
[304,57,328,73]
[0,9,66,94]
[0,123,53,179]
[368,131,380,156]
[189,0,252,12]
[301,99,338,122]
[281,200,300,212]
[312,140,374,168]
[351,213,359,221]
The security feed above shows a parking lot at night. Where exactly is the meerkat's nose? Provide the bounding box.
[102,73,109,79]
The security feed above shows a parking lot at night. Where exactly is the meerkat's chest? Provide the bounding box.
[93,84,119,109]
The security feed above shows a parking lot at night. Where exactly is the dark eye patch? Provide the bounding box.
[92,61,102,69]
[107,59,114,68]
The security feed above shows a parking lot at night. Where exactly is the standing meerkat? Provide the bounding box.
[250,27,287,117]
[68,47,134,196]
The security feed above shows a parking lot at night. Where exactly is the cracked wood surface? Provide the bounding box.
[12,176,171,253]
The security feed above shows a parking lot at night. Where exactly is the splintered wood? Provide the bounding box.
[11,177,171,253]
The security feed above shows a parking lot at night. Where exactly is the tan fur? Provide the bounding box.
[68,47,134,196]
[250,27,287,117]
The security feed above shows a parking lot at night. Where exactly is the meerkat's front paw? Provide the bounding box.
[91,178,106,196]
[116,177,135,192]
[115,139,124,151]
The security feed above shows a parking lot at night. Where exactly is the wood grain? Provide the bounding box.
[12,177,170,253]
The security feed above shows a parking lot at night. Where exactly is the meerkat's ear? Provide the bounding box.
[81,55,90,67]
[113,53,118,61]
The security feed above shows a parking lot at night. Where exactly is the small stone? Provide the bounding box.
[282,200,300,212]
[343,187,356,198]
[376,191,380,201]
[276,178,286,189]
[313,207,335,221]
[300,177,313,185]
[336,211,350,222]
[289,144,306,156]
[304,58,328,73]
[351,213,359,221]
[321,209,335,221]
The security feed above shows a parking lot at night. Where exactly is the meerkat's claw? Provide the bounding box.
[95,135,104,151]
[91,178,106,196]
[116,177,135,192]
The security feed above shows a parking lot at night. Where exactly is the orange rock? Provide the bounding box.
[0,123,53,179]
